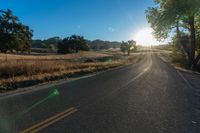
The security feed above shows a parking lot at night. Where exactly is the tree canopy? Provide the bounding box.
[57,35,90,54]
[146,0,200,68]
[0,9,33,53]
[120,40,137,55]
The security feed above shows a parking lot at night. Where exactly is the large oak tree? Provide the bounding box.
[0,9,33,53]
[146,0,200,68]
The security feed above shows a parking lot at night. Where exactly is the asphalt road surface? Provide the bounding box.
[0,53,200,133]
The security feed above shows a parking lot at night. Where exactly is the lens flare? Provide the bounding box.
[0,87,60,132]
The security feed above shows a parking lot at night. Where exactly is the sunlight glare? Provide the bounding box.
[133,28,160,46]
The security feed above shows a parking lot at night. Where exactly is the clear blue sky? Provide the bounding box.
[0,0,156,41]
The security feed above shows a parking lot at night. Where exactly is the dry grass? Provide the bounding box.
[0,60,125,79]
[0,60,125,90]
[0,51,111,61]
[159,52,189,68]
[0,51,142,91]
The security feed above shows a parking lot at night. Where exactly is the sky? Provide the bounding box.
[0,0,162,44]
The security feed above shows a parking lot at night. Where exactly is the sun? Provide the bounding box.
[133,28,160,46]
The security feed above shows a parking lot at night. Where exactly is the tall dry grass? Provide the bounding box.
[0,51,110,60]
[0,52,129,90]
[0,52,142,91]
[0,60,124,78]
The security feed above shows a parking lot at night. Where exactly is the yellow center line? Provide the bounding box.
[20,107,78,133]
[31,109,77,133]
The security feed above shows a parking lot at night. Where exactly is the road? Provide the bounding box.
[0,53,200,133]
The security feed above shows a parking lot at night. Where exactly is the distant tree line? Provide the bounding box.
[146,0,200,69]
[0,9,33,53]
[120,40,137,55]
[32,37,61,50]
[32,38,122,53]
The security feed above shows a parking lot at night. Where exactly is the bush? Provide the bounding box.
[172,53,188,68]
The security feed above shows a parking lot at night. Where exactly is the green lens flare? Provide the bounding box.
[0,86,60,132]
[52,89,60,96]
[22,87,60,114]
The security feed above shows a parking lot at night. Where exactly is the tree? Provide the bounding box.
[0,9,33,53]
[57,35,90,54]
[120,40,137,55]
[69,35,89,53]
[127,40,137,55]
[120,41,127,55]
[146,0,200,69]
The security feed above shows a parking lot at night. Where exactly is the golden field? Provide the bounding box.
[0,51,141,91]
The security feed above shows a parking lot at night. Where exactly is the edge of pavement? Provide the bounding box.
[158,52,200,92]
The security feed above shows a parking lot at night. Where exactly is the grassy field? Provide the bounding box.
[0,51,142,92]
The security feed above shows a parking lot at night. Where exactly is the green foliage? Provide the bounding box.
[33,38,121,51]
[32,37,61,50]
[171,55,189,68]
[197,16,200,50]
[0,9,33,53]
[57,35,90,54]
[146,0,200,68]
[120,40,137,55]
[172,44,178,58]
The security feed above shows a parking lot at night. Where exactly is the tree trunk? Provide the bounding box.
[189,15,196,69]
[176,21,181,46]
[180,35,191,66]
[177,21,190,65]
[193,53,200,67]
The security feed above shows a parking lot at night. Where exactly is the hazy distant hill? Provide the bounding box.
[32,37,61,49]
[87,39,121,49]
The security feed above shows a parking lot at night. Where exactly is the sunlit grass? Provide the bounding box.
[0,51,143,91]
